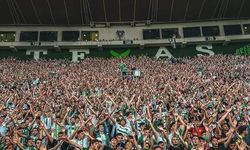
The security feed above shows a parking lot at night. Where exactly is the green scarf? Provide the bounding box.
[53,124,61,139]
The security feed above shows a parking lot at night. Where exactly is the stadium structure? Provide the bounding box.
[0,0,250,61]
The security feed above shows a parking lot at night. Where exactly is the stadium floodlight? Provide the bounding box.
[116,30,125,40]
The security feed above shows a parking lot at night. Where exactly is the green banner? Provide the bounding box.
[0,43,249,61]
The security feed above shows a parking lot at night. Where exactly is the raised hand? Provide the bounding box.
[158,126,164,131]
[131,132,136,137]
[12,137,19,144]
[145,117,151,123]
[237,141,247,150]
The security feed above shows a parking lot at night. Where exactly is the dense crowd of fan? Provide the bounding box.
[0,55,249,150]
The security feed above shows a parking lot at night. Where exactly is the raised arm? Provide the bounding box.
[146,117,159,140]
[40,122,54,143]
[217,108,232,125]
[175,131,188,149]
[13,130,25,150]
[65,137,83,150]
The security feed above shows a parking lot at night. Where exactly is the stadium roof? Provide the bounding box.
[0,0,250,26]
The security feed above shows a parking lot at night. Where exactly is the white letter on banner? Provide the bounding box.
[70,49,90,62]
[26,50,48,60]
[155,47,173,59]
[196,45,215,56]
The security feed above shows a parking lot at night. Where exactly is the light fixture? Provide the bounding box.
[116,30,125,40]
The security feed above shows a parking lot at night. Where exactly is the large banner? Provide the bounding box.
[0,43,249,62]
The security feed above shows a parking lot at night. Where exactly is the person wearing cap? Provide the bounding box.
[189,133,201,150]
[199,136,209,150]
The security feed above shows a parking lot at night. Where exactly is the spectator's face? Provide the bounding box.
[35,140,42,147]
[192,136,199,146]
[116,135,123,143]
[211,138,218,147]
[55,117,60,122]
[111,138,117,147]
[158,142,164,149]
[127,113,132,118]
[28,116,33,122]
[172,137,178,146]
[5,136,11,145]
[161,128,167,135]
[187,131,192,138]
[138,109,142,115]
[0,117,4,124]
[93,141,100,149]
[5,144,14,150]
[129,136,134,143]
[78,131,84,139]
[20,122,26,128]
[58,133,64,139]
[27,139,33,147]
[120,119,126,126]
[76,117,80,123]
[229,143,237,150]
[222,124,229,132]
[200,138,207,147]
[71,118,75,124]
[125,141,132,149]
[37,111,42,116]
[25,119,30,124]
[100,115,105,120]
[140,124,145,130]
[143,129,150,136]
[99,125,104,132]
[32,128,38,135]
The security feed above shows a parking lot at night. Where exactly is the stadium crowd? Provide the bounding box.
[0,55,249,150]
